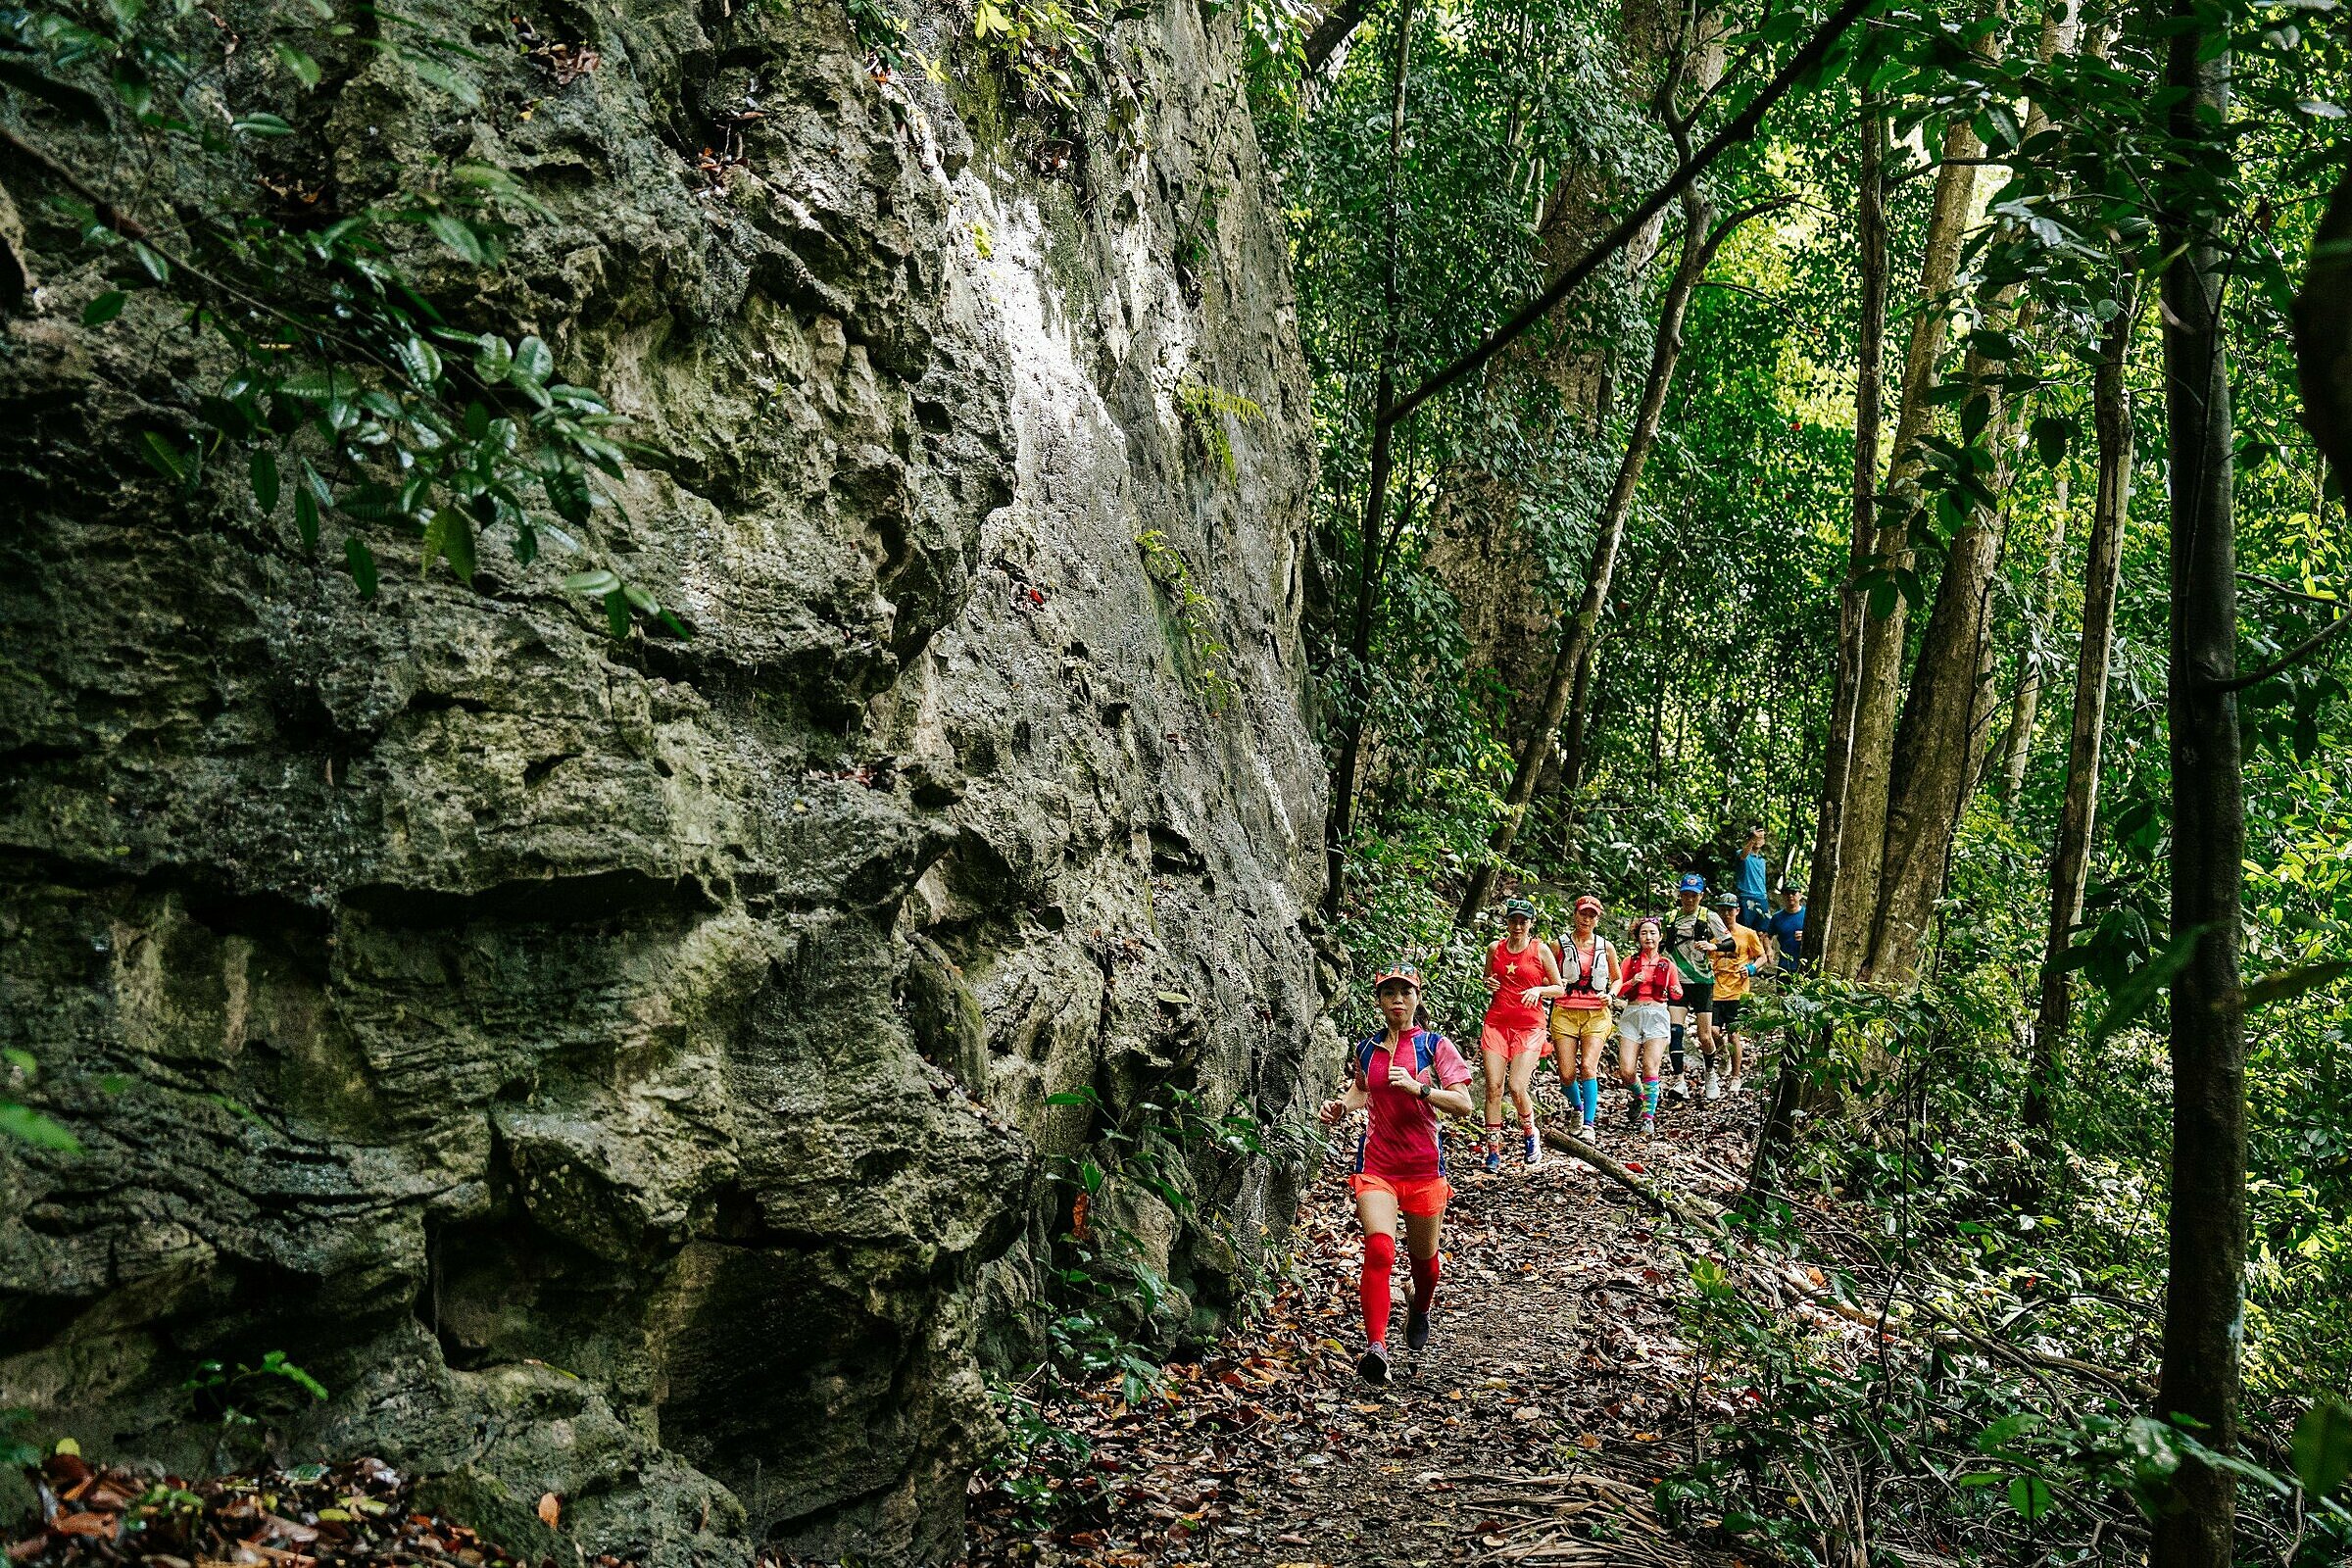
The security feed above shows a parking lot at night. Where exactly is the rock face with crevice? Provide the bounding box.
[0,0,1327,1561]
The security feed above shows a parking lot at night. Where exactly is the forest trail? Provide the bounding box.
[966,1078,1772,1567]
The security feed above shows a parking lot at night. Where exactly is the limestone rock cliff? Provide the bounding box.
[0,0,1327,1561]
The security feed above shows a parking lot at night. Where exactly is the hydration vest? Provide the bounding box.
[1558,936,1612,998]
[1353,1028,1446,1175]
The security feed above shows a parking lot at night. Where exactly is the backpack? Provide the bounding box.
[1355,1028,1441,1085]
[1353,1028,1446,1175]
[1559,935,1614,997]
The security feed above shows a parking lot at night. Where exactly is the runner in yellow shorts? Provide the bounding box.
[1547,895,1619,1138]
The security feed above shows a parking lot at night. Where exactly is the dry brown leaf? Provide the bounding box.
[536,1492,562,1529]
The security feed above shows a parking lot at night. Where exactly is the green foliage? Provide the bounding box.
[0,1050,80,1153]
[184,1350,327,1429]
[1136,529,1241,710]
[1173,380,1263,479]
[0,0,683,638]
[970,0,1128,117]
[0,1409,39,1470]
[979,1376,1096,1532]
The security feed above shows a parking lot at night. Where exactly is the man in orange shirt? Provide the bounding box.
[1707,891,1768,1097]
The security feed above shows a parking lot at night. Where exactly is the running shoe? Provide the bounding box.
[1625,1096,1642,1128]
[1729,1075,1744,1094]
[1705,1070,1723,1102]
[1358,1343,1392,1384]
[1405,1304,1433,1352]
[1669,1075,1690,1101]
[1524,1131,1541,1165]
[1484,1147,1501,1175]
[1642,1112,1657,1138]
[1566,1108,1586,1138]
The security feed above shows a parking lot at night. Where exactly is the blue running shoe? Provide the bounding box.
[1484,1147,1501,1175]
[1524,1132,1542,1166]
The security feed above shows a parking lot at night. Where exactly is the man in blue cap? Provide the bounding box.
[1665,873,1729,1100]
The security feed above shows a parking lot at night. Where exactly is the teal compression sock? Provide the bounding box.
[1642,1076,1661,1116]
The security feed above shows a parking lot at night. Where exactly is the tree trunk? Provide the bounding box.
[1320,0,1414,918]
[1859,411,2006,982]
[2150,11,2245,1563]
[1847,0,2071,983]
[1454,184,1721,924]
[1994,478,2070,807]
[1753,84,1886,1200]
[1819,108,1985,975]
[2026,306,2135,1128]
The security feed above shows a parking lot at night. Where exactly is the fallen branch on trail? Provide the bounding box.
[1536,1124,2151,1402]
[1542,1126,1730,1235]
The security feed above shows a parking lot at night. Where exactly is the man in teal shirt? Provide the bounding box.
[1736,823,1770,931]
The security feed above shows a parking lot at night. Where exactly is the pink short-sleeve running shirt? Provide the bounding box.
[1354,1034,1473,1179]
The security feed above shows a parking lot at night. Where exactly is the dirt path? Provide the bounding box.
[965,1072,1768,1567]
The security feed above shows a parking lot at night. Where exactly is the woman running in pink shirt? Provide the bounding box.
[1319,963,1476,1384]
[1612,917,1683,1138]
[1478,897,1564,1171]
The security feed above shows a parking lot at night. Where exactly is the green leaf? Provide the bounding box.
[294,486,320,550]
[2005,1474,2053,1521]
[0,1102,83,1153]
[2,1049,32,1075]
[346,536,378,600]
[276,367,354,403]
[274,42,322,87]
[140,432,186,482]
[473,334,514,383]
[421,508,475,585]
[394,335,443,389]
[2032,416,2072,466]
[564,567,620,596]
[514,335,556,382]
[420,212,488,265]
[81,291,126,326]
[2086,924,2214,1045]
[2294,1399,2352,1499]
[603,588,630,638]
[232,112,295,136]
[250,450,280,514]
[2243,960,2352,1010]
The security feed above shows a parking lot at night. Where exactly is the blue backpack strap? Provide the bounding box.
[1410,1029,1438,1076]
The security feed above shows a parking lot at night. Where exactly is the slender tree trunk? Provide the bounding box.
[1995,478,2070,806]
[1455,185,1721,924]
[1753,81,1885,1199]
[1321,1,1414,918]
[2027,305,2136,1128]
[2151,10,2245,1559]
[1851,0,2073,983]
[1820,108,1986,975]
[1860,423,2006,982]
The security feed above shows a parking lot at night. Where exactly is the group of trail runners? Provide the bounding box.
[1318,825,1809,1385]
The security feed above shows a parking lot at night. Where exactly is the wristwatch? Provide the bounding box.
[1416,1081,1432,1101]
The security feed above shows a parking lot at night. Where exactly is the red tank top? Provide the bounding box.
[1483,939,1549,1030]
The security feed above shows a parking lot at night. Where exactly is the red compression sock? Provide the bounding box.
[1409,1249,1441,1312]
[1360,1232,1396,1346]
